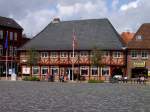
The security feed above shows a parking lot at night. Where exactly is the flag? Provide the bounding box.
[5,31,8,49]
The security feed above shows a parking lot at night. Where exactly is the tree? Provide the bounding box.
[91,47,103,80]
[26,49,39,76]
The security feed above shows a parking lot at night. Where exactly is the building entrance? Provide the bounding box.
[131,67,148,78]
[66,68,73,80]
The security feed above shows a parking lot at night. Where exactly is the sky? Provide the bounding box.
[0,0,150,37]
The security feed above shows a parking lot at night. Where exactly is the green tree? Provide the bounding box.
[26,49,39,75]
[91,47,103,80]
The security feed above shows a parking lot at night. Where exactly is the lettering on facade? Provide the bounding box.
[133,61,145,67]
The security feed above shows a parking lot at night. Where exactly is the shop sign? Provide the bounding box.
[133,61,145,67]
[22,67,30,74]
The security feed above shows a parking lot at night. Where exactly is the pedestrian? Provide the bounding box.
[140,76,145,84]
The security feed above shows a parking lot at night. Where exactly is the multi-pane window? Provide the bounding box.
[0,46,3,56]
[103,51,109,57]
[10,32,13,40]
[9,46,13,56]
[91,67,98,76]
[101,67,110,76]
[141,51,148,59]
[80,51,88,57]
[70,52,77,57]
[131,50,138,58]
[113,51,121,58]
[0,30,3,39]
[60,52,67,58]
[33,66,39,75]
[41,66,48,75]
[50,52,57,58]
[41,52,48,58]
[80,66,88,76]
[14,33,17,40]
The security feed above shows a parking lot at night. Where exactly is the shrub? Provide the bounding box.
[88,79,104,83]
[22,76,40,81]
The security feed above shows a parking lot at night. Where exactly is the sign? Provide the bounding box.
[133,61,145,67]
[148,71,150,77]
[22,67,30,74]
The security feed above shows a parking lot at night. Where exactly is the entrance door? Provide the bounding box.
[66,68,72,80]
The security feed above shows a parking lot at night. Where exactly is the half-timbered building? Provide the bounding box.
[19,18,126,81]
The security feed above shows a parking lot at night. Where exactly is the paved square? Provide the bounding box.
[0,81,150,112]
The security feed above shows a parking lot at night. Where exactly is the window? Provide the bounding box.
[103,51,109,57]
[51,67,59,75]
[10,32,13,40]
[136,35,143,40]
[80,51,88,57]
[50,52,57,58]
[14,33,17,40]
[33,67,39,75]
[60,52,67,58]
[41,52,48,58]
[91,67,98,76]
[0,46,3,56]
[70,52,77,57]
[131,50,138,58]
[113,51,121,58]
[80,66,89,76]
[101,67,110,76]
[0,30,3,39]
[9,46,13,56]
[41,66,48,75]
[141,51,148,59]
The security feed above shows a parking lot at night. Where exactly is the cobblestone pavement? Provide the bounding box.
[0,81,150,112]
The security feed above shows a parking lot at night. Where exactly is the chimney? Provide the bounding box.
[52,18,60,23]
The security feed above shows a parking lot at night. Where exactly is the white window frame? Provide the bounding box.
[32,66,39,75]
[50,52,57,58]
[51,66,59,76]
[141,51,148,59]
[101,67,110,76]
[70,52,77,57]
[80,66,89,76]
[41,52,48,58]
[10,32,13,40]
[113,51,121,58]
[131,50,138,59]
[60,52,67,58]
[91,66,99,76]
[14,32,17,40]
[0,30,3,39]
[41,66,48,75]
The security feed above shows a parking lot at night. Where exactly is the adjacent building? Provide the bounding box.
[19,18,126,80]
[127,23,150,78]
[0,16,23,77]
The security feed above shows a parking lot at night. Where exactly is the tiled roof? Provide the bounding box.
[128,23,150,49]
[0,16,23,30]
[20,18,124,50]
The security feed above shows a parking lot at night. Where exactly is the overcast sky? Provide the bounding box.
[0,0,150,37]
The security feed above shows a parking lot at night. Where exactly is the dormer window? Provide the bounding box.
[136,35,143,40]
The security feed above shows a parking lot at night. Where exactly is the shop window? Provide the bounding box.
[141,51,148,59]
[41,66,48,75]
[32,66,39,75]
[113,51,121,58]
[101,67,110,76]
[131,50,138,58]
[41,52,48,58]
[80,66,88,76]
[0,30,3,39]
